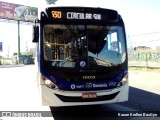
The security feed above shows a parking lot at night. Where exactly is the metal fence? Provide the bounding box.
[0,57,13,65]
[128,50,160,68]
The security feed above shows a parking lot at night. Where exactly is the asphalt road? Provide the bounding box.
[0,65,160,120]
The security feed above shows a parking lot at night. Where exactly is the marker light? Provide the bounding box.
[41,75,46,80]
[117,74,128,87]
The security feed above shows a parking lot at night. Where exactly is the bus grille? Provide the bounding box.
[55,92,119,102]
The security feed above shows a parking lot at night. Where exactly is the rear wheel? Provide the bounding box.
[23,59,28,64]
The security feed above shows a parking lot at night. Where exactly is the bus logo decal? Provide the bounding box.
[80,61,86,67]
[71,84,76,89]
[83,76,95,79]
[85,83,92,88]
[93,83,108,88]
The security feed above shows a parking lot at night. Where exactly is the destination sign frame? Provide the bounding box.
[46,7,118,21]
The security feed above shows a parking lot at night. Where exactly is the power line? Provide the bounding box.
[129,32,160,37]
[133,39,160,43]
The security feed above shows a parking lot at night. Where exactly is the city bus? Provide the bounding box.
[32,6,128,106]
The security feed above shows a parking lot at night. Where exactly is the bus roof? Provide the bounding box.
[45,5,118,13]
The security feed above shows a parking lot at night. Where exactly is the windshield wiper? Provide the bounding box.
[66,25,79,39]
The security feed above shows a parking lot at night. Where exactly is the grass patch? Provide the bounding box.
[129,66,160,72]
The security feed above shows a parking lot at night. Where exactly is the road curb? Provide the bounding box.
[129,71,160,74]
[0,64,24,68]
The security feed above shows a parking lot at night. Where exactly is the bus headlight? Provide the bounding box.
[117,74,128,87]
[41,75,58,89]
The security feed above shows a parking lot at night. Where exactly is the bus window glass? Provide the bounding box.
[88,26,126,66]
[43,25,87,68]
[43,25,126,68]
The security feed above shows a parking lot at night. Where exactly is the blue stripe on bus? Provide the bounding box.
[40,65,127,91]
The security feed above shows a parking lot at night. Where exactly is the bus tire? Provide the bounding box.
[23,59,28,64]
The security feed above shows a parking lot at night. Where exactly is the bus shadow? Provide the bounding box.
[50,105,109,120]
[50,86,160,120]
[118,86,160,111]
[50,104,132,120]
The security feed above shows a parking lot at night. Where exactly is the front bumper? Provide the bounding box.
[40,82,129,106]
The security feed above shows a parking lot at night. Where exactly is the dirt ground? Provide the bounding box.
[129,66,160,72]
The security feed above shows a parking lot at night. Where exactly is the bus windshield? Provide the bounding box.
[43,24,126,69]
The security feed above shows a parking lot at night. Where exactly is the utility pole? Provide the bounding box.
[7,45,9,58]
[26,41,28,52]
[18,20,20,64]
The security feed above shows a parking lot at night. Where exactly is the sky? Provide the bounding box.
[0,0,160,56]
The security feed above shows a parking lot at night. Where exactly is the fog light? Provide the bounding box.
[41,75,58,89]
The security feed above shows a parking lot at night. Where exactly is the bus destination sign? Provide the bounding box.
[51,11,101,20]
[46,7,118,21]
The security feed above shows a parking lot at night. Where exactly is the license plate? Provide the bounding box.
[82,92,97,99]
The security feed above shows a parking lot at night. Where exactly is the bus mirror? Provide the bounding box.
[32,26,39,43]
